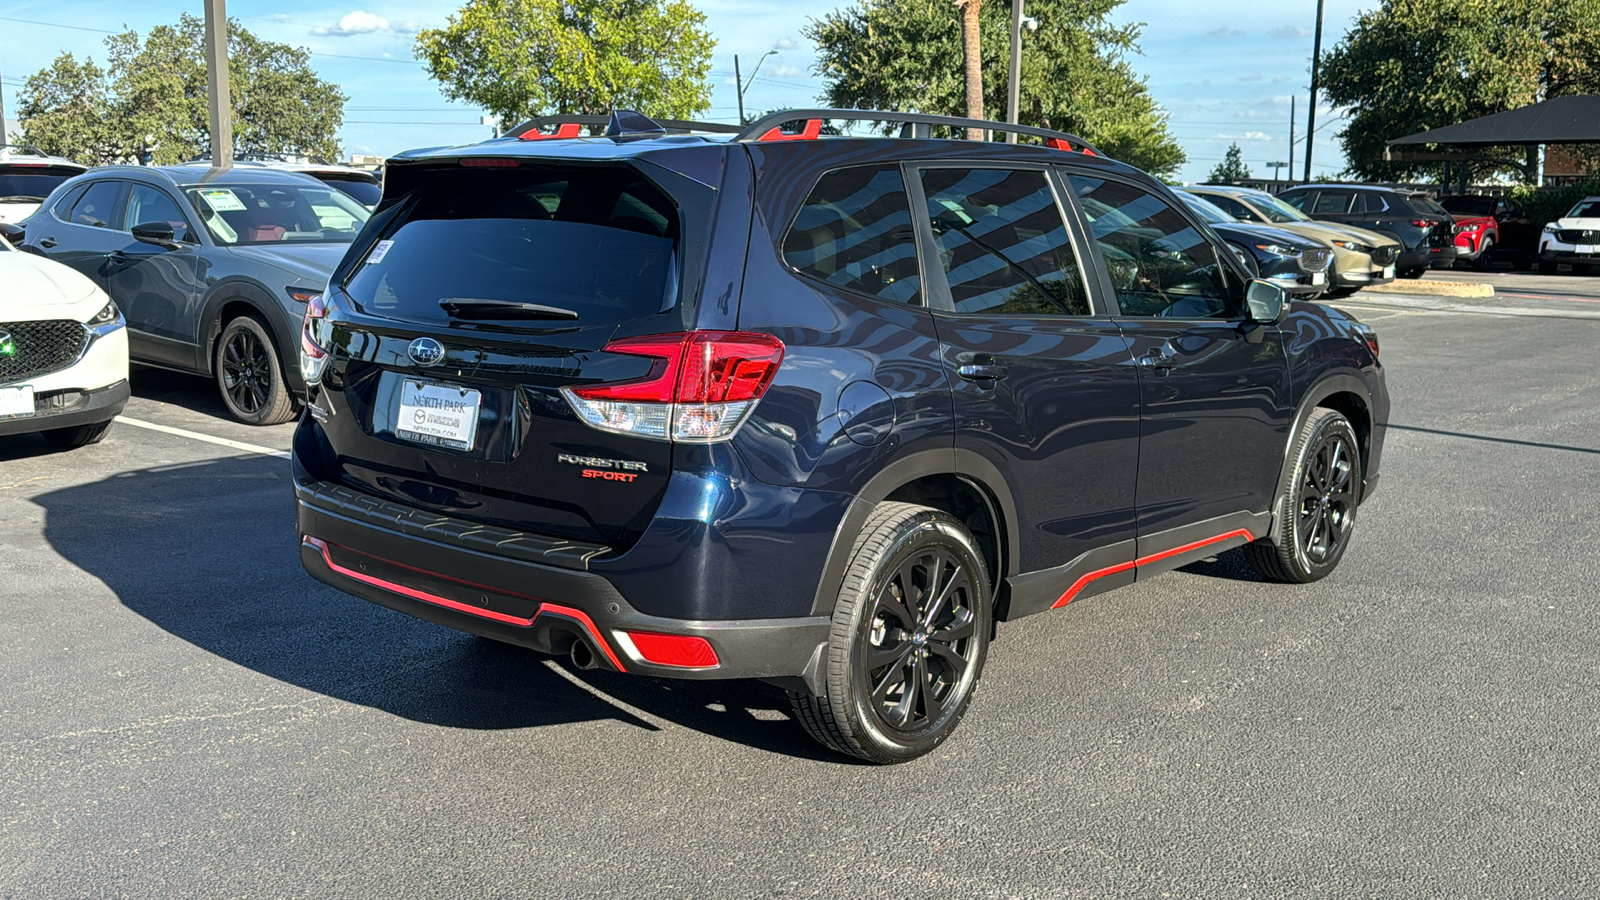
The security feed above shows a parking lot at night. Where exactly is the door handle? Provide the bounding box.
[957,364,1009,383]
[1138,347,1173,371]
[38,237,57,249]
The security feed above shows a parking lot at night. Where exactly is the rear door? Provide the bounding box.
[1064,172,1292,543]
[910,163,1142,610]
[33,179,129,290]
[107,183,206,369]
[310,158,717,548]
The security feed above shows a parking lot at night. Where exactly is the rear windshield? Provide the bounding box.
[343,165,681,326]
[0,167,82,203]
[1411,196,1449,217]
[318,176,382,208]
[1441,196,1493,216]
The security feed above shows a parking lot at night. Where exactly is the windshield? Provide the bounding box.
[1567,200,1600,219]
[1175,191,1236,225]
[1248,192,1310,224]
[1441,196,1494,216]
[318,176,382,209]
[185,182,371,246]
[0,168,81,203]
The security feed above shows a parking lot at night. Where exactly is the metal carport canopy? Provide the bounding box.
[1387,95,1600,147]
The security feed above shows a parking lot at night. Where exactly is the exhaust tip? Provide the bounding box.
[569,639,597,670]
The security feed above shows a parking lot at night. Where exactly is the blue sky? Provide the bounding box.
[1,0,1374,183]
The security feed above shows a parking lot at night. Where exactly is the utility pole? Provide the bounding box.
[1303,0,1324,182]
[734,55,744,125]
[0,59,8,147]
[1006,0,1023,143]
[1288,96,1296,186]
[204,0,233,169]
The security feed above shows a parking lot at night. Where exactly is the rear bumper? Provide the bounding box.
[296,477,831,684]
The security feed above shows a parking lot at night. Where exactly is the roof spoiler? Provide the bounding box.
[507,112,742,141]
[731,109,1103,156]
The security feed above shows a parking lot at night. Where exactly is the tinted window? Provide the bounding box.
[782,165,921,304]
[1568,200,1600,218]
[1311,192,1353,215]
[1442,196,1494,216]
[320,177,382,208]
[0,166,81,203]
[1207,194,1256,220]
[1280,192,1309,211]
[1411,196,1448,216]
[1069,175,1240,319]
[344,165,683,327]
[52,184,89,221]
[70,181,125,228]
[126,185,193,243]
[920,168,1087,316]
[186,183,369,245]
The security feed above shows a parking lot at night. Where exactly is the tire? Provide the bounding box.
[215,315,297,425]
[1472,237,1495,271]
[41,419,113,448]
[1245,408,1361,584]
[1399,267,1425,279]
[1539,260,1558,275]
[788,502,991,764]
[1577,264,1595,276]
[1325,287,1360,299]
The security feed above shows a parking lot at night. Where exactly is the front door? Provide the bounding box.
[1064,172,1293,556]
[910,164,1142,616]
[108,184,206,369]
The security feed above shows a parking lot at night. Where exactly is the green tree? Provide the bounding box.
[1320,0,1600,184]
[18,15,346,165]
[415,0,715,125]
[807,0,1186,178]
[1207,143,1252,184]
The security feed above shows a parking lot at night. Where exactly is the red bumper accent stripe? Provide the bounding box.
[303,536,626,671]
[1050,529,1255,609]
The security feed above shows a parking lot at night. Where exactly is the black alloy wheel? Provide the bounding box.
[1246,408,1361,584]
[1473,237,1496,270]
[215,315,298,425]
[789,502,991,763]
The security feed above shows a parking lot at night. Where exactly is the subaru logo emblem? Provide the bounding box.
[408,337,445,366]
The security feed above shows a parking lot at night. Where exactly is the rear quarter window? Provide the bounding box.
[781,164,922,305]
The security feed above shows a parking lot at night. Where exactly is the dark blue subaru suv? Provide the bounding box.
[294,110,1388,763]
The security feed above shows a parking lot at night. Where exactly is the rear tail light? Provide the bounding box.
[1411,219,1435,228]
[300,292,330,384]
[618,631,720,669]
[561,331,785,442]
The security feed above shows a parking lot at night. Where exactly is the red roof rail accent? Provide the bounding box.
[519,122,584,141]
[757,119,823,142]
[1047,137,1095,155]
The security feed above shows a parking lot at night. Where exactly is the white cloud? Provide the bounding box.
[773,37,798,51]
[1238,73,1265,82]
[1272,75,1292,83]
[312,11,397,37]
[769,64,805,78]
[1269,25,1312,38]
[1214,131,1275,141]
[1208,27,1247,38]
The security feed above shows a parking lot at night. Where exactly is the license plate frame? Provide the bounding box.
[0,385,36,419]
[394,379,482,451]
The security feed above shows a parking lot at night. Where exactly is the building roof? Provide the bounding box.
[1388,95,1600,147]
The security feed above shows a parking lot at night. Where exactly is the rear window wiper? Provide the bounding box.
[439,298,580,320]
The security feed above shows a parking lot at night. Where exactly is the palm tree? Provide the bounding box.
[956,0,984,139]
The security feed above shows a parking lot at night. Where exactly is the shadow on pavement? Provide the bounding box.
[129,366,240,425]
[33,454,841,762]
[1177,547,1263,583]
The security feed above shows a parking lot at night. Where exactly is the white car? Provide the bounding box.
[1538,196,1600,275]
[0,235,129,448]
[0,145,88,226]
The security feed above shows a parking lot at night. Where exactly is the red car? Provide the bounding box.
[1440,195,1537,270]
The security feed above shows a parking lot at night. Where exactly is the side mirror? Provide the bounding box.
[0,222,23,246]
[131,222,179,249]
[1245,279,1287,324]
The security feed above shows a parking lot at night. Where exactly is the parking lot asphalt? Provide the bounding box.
[3,274,1599,898]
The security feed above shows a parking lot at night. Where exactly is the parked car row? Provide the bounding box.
[1,150,379,426]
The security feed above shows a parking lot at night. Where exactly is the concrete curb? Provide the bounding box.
[1361,279,1495,298]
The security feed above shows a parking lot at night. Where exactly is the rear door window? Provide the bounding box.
[782,164,922,305]
[344,164,685,327]
[919,167,1087,316]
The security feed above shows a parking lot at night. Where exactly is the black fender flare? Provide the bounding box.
[199,282,306,396]
[806,448,1021,617]
[1267,372,1373,544]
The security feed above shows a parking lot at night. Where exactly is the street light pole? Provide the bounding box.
[204,0,233,169]
[1006,0,1023,143]
[734,51,777,126]
[1303,0,1324,183]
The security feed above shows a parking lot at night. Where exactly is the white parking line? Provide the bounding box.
[115,416,291,459]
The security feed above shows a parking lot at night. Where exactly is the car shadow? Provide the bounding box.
[32,455,844,762]
[1176,547,1264,582]
[129,365,242,424]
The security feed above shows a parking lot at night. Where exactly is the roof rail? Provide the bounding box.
[507,113,742,140]
[0,143,49,157]
[732,109,1102,156]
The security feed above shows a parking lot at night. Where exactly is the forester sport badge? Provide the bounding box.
[407,337,445,366]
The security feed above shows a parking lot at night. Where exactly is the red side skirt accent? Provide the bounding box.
[1050,529,1254,609]
[304,536,626,671]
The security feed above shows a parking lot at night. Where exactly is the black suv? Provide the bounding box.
[1278,183,1456,277]
[295,110,1388,763]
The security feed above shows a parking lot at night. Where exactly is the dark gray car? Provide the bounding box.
[20,165,370,424]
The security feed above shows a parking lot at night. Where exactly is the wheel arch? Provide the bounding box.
[807,449,1020,619]
[1268,373,1373,544]
[199,281,306,396]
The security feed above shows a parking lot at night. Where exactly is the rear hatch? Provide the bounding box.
[307,154,723,548]
[0,163,85,223]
